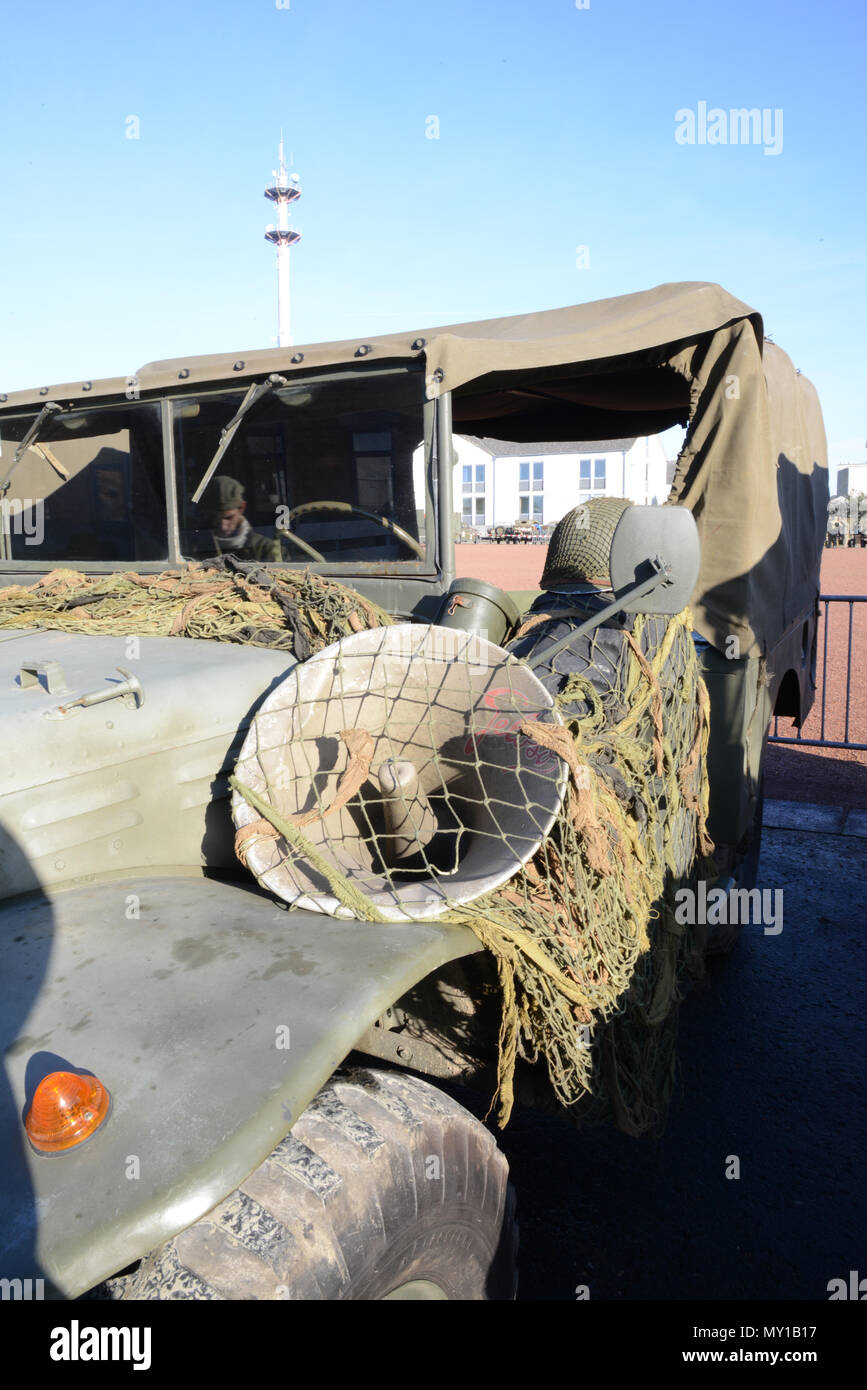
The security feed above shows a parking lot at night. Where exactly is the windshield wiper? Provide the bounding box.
[0,401,66,498]
[191,374,288,507]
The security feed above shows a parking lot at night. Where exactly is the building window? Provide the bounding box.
[519,459,543,520]
[461,458,485,525]
[579,457,606,491]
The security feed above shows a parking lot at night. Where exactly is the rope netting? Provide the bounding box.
[0,559,392,658]
[1,564,713,1134]
[229,603,714,1133]
[229,624,569,925]
[470,597,715,1130]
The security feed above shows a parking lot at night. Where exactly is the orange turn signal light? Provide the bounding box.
[25,1071,111,1155]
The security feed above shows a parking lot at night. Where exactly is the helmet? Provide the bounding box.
[541,496,632,590]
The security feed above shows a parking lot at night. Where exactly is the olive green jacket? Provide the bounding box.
[212,530,283,563]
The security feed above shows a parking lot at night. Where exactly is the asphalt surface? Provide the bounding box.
[451,820,866,1301]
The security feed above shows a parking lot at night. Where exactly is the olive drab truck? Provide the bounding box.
[0,282,828,1300]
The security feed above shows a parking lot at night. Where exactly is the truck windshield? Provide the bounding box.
[174,369,428,566]
[0,401,167,562]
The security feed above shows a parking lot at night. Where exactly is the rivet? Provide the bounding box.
[233,360,245,371]
[82,381,92,391]
[411,337,426,351]
[39,387,49,396]
[178,368,190,380]
[354,344,372,357]
[432,366,444,383]
[291,352,304,364]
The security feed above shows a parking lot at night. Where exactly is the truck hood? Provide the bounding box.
[0,630,293,898]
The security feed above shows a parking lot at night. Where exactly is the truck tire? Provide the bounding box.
[99,1067,517,1301]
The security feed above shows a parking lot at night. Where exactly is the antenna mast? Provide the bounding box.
[264,134,302,347]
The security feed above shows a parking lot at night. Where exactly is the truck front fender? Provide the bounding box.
[0,875,480,1297]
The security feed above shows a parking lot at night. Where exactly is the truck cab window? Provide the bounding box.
[0,402,167,563]
[174,370,427,566]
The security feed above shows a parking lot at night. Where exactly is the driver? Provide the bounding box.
[204,476,282,562]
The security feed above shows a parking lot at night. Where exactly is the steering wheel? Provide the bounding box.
[276,528,326,564]
[288,501,426,560]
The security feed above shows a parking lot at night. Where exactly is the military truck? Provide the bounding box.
[0,282,828,1300]
[504,522,537,544]
[489,522,536,543]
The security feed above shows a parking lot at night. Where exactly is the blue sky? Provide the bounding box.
[1,0,864,484]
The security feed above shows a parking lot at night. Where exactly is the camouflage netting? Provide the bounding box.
[229,599,714,1135]
[0,562,712,1134]
[479,596,714,1132]
[0,559,392,658]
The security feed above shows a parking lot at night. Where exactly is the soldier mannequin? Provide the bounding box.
[205,476,282,563]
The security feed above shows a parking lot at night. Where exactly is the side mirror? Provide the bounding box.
[527,504,702,673]
[609,505,700,616]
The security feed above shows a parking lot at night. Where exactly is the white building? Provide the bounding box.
[452,435,670,530]
[837,463,867,497]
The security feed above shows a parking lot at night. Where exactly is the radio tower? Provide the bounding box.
[264,135,301,347]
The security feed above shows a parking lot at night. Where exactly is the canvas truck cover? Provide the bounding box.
[0,281,828,656]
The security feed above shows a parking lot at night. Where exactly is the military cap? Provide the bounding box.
[207,476,246,514]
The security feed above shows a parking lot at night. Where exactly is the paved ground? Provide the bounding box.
[450,815,865,1301]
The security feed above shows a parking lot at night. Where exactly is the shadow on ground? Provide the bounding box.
[446,824,865,1300]
[764,743,867,809]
